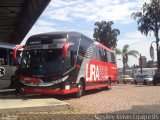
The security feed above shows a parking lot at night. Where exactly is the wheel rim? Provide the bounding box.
[78,82,83,96]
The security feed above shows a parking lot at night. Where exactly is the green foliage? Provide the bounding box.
[115,44,139,74]
[131,0,160,66]
[93,21,120,49]
[131,0,160,36]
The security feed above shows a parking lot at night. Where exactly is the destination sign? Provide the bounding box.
[25,44,43,50]
[29,41,41,45]
[24,44,64,50]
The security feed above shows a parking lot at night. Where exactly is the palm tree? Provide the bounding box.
[115,44,139,75]
[93,21,120,49]
[131,0,160,71]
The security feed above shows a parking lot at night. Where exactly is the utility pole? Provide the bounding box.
[158,0,160,72]
[140,54,143,74]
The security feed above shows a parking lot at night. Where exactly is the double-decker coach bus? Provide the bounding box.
[14,31,117,97]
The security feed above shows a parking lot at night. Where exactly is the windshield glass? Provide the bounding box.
[143,75,151,78]
[123,75,130,78]
[21,49,64,75]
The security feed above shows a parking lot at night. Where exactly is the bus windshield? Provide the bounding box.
[21,49,64,76]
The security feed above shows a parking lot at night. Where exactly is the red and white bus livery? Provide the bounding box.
[14,31,117,97]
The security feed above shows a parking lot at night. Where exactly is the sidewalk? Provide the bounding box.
[0,95,69,113]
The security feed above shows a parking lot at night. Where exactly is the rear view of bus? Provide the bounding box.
[14,31,117,97]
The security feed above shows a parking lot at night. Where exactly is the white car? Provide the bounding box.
[118,75,134,84]
[134,74,153,85]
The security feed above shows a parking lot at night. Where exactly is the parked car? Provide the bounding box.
[153,72,160,85]
[118,75,134,84]
[134,74,153,85]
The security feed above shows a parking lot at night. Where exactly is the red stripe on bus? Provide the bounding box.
[21,88,78,95]
[85,84,108,90]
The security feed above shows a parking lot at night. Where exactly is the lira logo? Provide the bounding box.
[86,64,108,81]
[0,67,5,77]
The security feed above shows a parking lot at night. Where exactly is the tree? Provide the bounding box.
[131,0,160,72]
[93,21,120,49]
[115,44,139,75]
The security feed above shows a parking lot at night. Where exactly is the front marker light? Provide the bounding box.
[65,85,70,90]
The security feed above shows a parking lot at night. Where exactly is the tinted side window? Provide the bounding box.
[104,50,108,62]
[0,48,8,65]
[99,48,104,61]
[111,52,116,63]
[68,36,79,51]
[67,46,77,66]
[96,47,100,60]
[107,51,112,63]
[80,35,92,57]
[102,49,107,62]
[91,46,97,59]
[9,49,15,65]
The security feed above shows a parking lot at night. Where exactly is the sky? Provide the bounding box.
[22,0,156,68]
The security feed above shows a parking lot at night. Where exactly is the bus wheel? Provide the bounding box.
[106,78,111,90]
[75,80,84,98]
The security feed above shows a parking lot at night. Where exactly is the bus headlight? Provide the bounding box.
[65,85,70,90]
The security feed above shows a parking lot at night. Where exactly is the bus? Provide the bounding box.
[0,42,18,90]
[14,31,117,97]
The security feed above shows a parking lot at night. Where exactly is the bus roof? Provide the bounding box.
[27,31,114,53]
[95,41,115,53]
[29,31,82,38]
[0,42,16,49]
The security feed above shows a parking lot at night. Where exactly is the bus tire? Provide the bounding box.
[75,80,84,98]
[106,78,112,90]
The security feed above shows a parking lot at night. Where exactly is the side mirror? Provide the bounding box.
[62,42,74,58]
[13,45,24,60]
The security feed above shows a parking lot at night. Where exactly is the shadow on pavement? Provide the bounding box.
[53,88,112,100]
[0,87,111,101]
[109,104,160,114]
[133,84,160,87]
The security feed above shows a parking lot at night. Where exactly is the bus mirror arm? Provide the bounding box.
[63,66,75,76]
[62,42,74,58]
[13,45,24,60]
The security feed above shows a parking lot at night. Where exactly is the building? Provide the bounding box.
[132,67,157,77]
[139,56,147,68]
[147,60,157,68]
